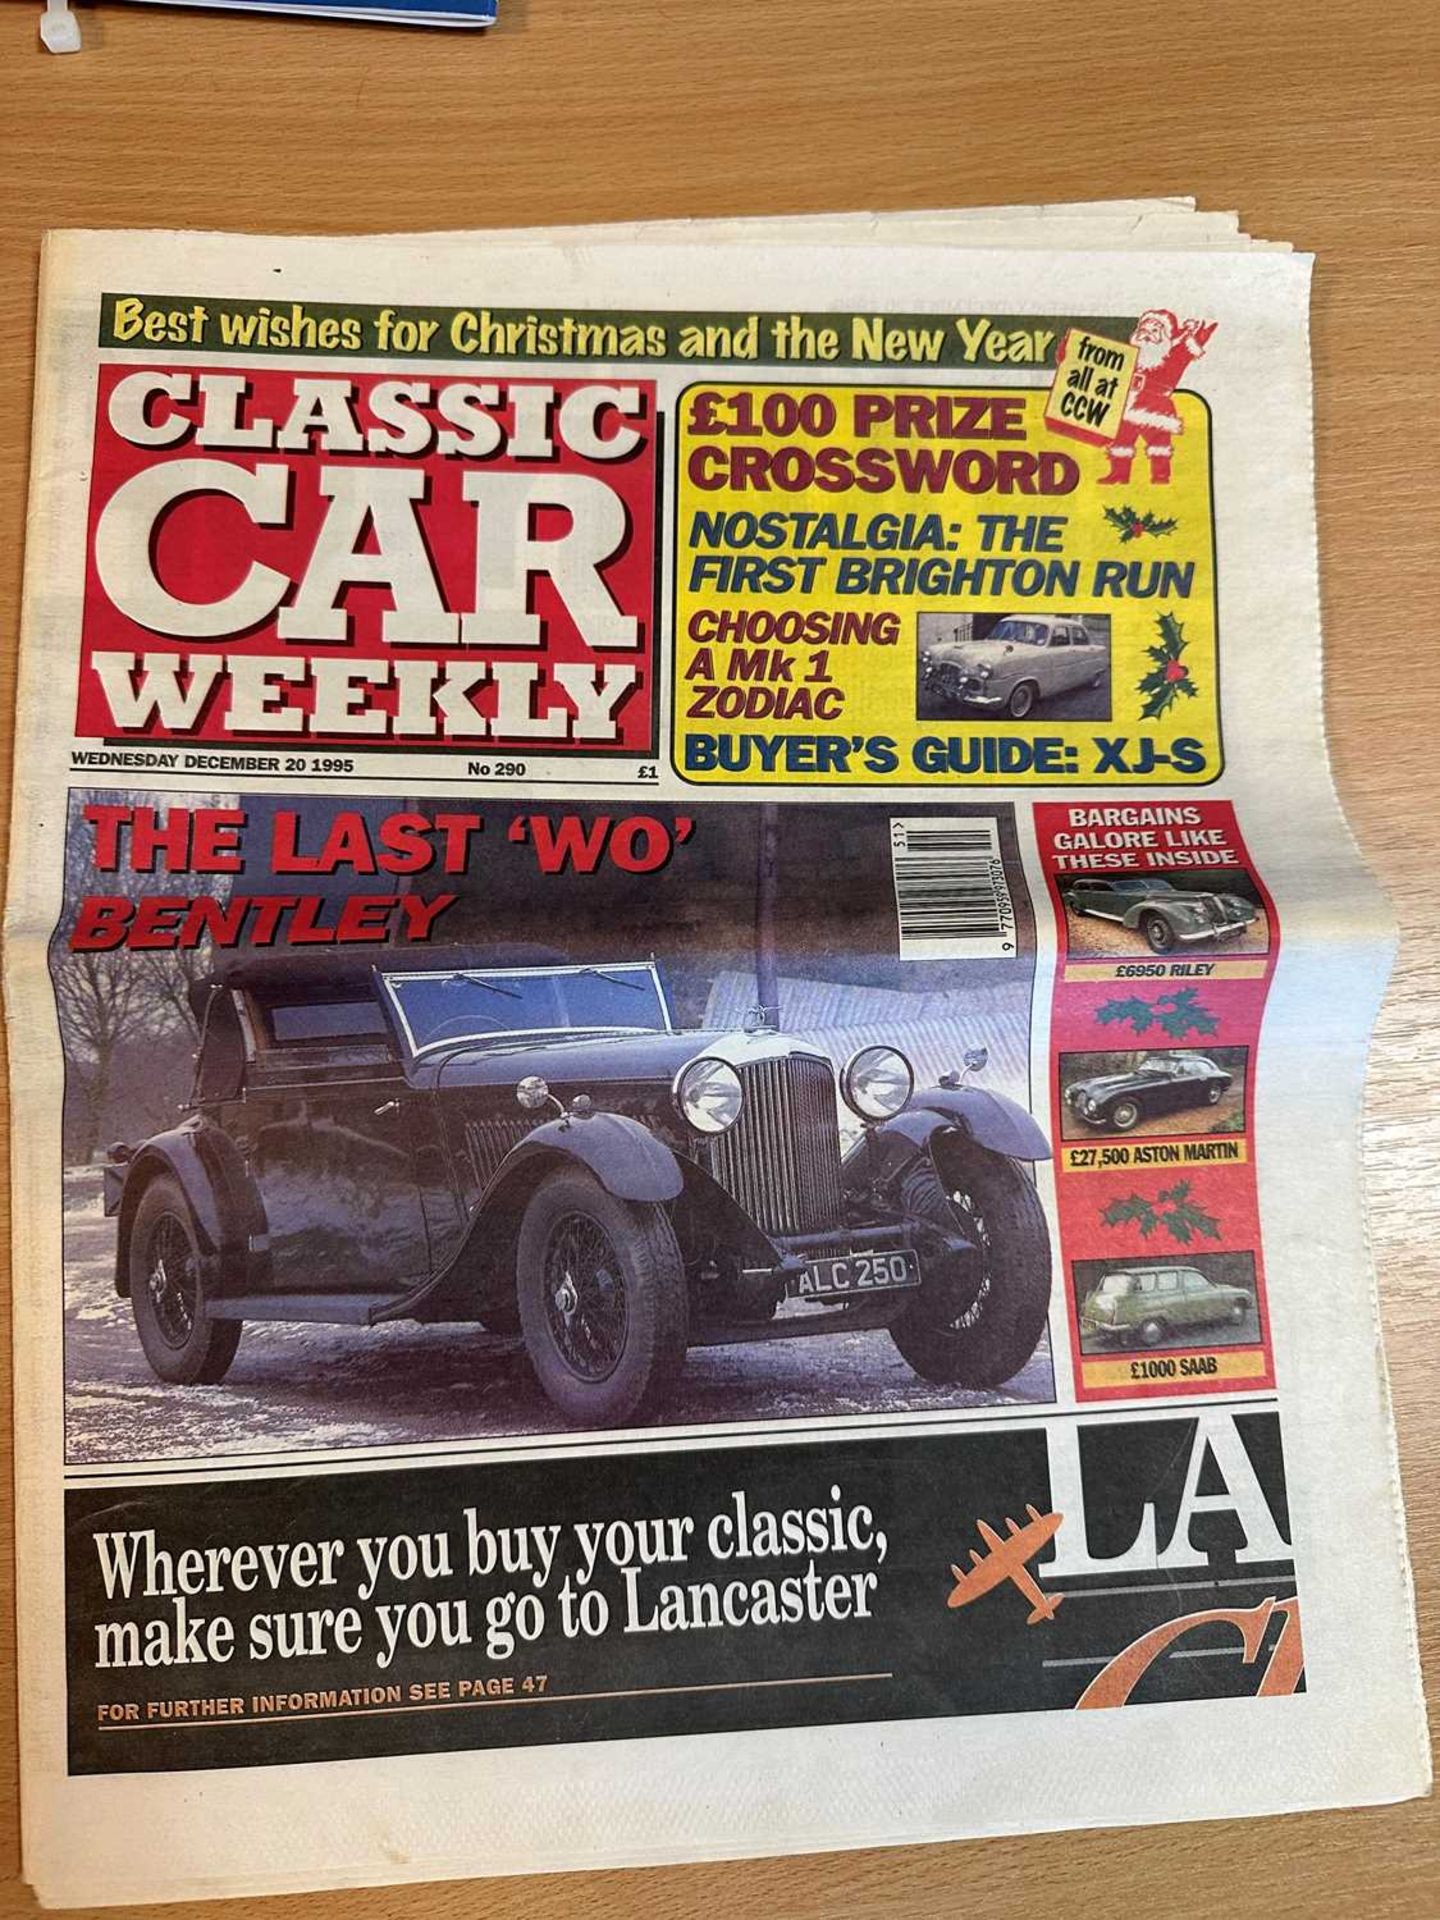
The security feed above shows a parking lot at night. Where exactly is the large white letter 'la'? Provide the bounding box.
[1045,1410,1292,1577]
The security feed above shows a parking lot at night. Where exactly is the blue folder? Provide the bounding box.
[123,0,497,23]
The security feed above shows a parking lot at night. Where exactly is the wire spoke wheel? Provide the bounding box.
[146,1213,200,1349]
[889,1143,1052,1390]
[935,1186,992,1331]
[127,1175,243,1385]
[517,1169,687,1426]
[542,1211,630,1383]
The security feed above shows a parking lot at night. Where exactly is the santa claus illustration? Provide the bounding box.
[1101,310,1217,485]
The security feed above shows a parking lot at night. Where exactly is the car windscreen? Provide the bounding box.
[1096,1274,1134,1297]
[988,619,1050,645]
[382,966,670,1055]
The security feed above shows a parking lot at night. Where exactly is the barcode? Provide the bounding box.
[890,816,1016,960]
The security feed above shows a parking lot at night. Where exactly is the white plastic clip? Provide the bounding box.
[41,0,83,54]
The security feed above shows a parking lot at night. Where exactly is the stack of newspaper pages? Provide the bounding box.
[6,200,1428,1906]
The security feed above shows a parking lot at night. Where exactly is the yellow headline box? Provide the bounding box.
[1061,1138,1248,1174]
[1082,1347,1269,1391]
[673,381,1219,785]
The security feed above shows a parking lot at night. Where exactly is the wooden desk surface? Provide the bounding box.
[1,1,1436,1911]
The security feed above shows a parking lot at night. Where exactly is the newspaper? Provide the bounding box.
[6,207,1429,1906]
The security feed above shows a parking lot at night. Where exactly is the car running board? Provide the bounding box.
[215,1292,411,1325]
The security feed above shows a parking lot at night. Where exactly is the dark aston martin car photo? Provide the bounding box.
[1064,1052,1234,1133]
[103,947,1053,1429]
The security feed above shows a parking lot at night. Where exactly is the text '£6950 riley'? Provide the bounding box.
[104,948,1053,1427]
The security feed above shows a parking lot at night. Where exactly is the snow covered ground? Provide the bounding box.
[63,1167,1054,1466]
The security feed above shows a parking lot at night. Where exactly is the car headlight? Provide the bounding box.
[841,1044,914,1121]
[977,664,993,680]
[674,1057,744,1134]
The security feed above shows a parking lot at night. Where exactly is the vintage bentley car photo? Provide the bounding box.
[918,613,1109,720]
[1064,1051,1235,1134]
[104,947,1053,1429]
[1063,874,1258,954]
[1079,1262,1252,1350]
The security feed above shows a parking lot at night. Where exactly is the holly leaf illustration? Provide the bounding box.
[1137,614,1198,719]
[1095,986,1220,1041]
[1155,611,1187,657]
[1140,683,1195,720]
[1156,1182,1222,1243]
[1154,988,1219,1040]
[1167,1205,1221,1251]
[1101,1194,1160,1235]
[1103,503,1178,542]
[1095,995,1159,1034]
[1101,1182,1222,1245]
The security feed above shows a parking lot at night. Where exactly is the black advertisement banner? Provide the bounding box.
[67,1411,1300,1775]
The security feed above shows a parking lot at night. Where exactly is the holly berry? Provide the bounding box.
[1129,518,1146,537]
[1164,660,1188,683]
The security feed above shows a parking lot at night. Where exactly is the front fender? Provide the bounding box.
[486,1110,684,1206]
[381,1111,684,1325]
[847,1089,1050,1191]
[910,1085,1051,1160]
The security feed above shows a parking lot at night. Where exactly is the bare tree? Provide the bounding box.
[135,942,210,1039]
[50,789,236,1161]
[52,945,157,1162]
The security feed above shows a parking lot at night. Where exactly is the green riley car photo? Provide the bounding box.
[1079,1263,1252,1349]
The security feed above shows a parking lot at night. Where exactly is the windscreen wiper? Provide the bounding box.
[574,967,648,993]
[443,971,522,998]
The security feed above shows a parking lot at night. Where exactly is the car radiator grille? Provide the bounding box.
[707,1055,846,1237]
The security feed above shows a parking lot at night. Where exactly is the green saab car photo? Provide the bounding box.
[1080,1263,1251,1349]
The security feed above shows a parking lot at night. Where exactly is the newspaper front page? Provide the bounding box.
[6,213,1429,1906]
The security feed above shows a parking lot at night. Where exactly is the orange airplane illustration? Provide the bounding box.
[948,1505,1065,1626]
